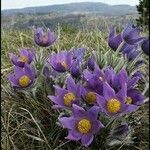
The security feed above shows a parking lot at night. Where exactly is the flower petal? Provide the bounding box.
[81,134,94,147]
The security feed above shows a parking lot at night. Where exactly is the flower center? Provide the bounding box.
[107,98,121,113]
[19,56,29,63]
[60,61,68,70]
[86,92,96,104]
[77,119,92,134]
[63,92,75,107]
[19,75,30,87]
[42,33,48,44]
[125,97,132,104]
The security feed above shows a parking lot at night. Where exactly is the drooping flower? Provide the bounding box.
[87,55,96,71]
[125,89,145,106]
[97,82,138,117]
[141,37,149,55]
[83,64,104,94]
[108,27,123,51]
[72,47,85,61]
[34,27,57,47]
[48,76,82,109]
[122,23,145,45]
[70,60,81,78]
[7,64,36,88]
[48,50,73,72]
[59,104,104,147]
[9,48,35,67]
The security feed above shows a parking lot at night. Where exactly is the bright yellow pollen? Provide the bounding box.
[61,61,68,70]
[19,75,30,87]
[86,92,96,104]
[77,119,92,134]
[63,92,75,107]
[107,98,121,113]
[19,56,29,63]
[125,97,132,104]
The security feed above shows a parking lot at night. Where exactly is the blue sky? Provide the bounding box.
[2,0,139,10]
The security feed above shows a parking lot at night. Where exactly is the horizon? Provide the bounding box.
[2,0,139,10]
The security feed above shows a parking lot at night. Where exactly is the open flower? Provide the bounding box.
[34,27,57,47]
[108,27,123,51]
[122,23,145,45]
[81,86,97,105]
[9,48,35,67]
[48,50,73,72]
[59,104,104,147]
[97,82,138,117]
[7,64,36,88]
[48,76,82,109]
[141,37,149,55]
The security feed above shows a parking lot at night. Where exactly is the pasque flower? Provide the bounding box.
[97,82,138,117]
[48,76,82,109]
[34,27,57,47]
[122,23,145,45]
[83,64,104,94]
[108,27,123,51]
[59,104,104,147]
[87,55,96,71]
[70,60,81,78]
[72,47,85,61]
[141,37,149,55]
[7,64,36,88]
[9,48,35,67]
[48,50,73,72]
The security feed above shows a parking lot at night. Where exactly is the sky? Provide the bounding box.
[2,0,139,10]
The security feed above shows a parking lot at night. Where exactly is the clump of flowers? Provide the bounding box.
[7,23,148,148]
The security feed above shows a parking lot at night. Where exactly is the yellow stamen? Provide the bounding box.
[19,56,29,63]
[77,119,92,134]
[107,98,121,113]
[19,75,30,87]
[125,97,132,104]
[86,92,96,104]
[60,61,68,70]
[63,92,75,107]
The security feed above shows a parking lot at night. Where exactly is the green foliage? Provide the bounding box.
[136,0,149,29]
[1,26,149,150]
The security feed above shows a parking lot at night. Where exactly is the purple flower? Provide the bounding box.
[87,55,96,71]
[83,64,104,94]
[72,47,85,61]
[34,27,57,47]
[97,82,138,117]
[125,89,145,106]
[70,60,81,78]
[9,48,35,67]
[48,51,73,72]
[122,23,145,45]
[108,27,123,51]
[59,104,104,147]
[48,76,82,109]
[81,86,97,105]
[7,64,36,88]
[141,38,149,55]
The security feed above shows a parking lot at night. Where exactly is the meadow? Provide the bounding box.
[1,18,149,150]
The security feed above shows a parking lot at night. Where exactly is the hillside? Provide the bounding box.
[2,2,137,16]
